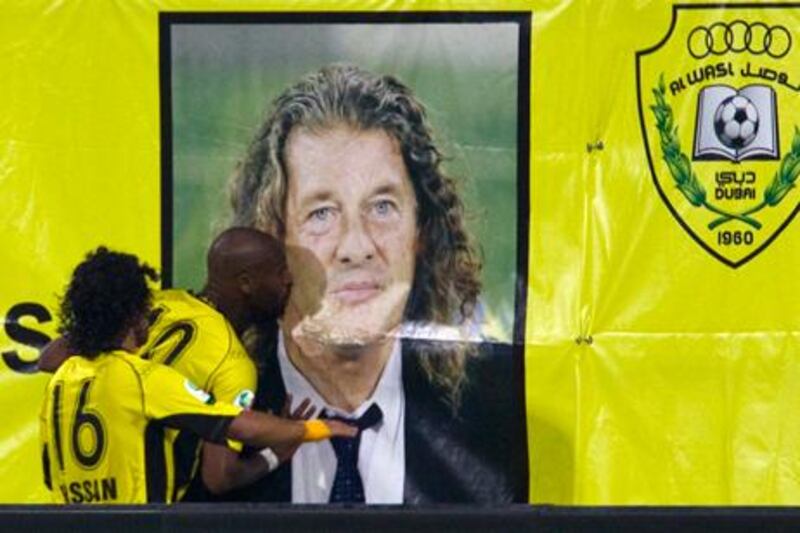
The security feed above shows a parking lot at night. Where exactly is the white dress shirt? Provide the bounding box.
[277,332,405,504]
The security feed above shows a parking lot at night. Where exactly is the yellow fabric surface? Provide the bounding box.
[4,0,800,505]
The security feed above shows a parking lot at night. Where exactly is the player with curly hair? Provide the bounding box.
[57,247,158,357]
[39,246,355,504]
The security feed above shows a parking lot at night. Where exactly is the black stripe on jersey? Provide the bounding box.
[159,414,235,445]
[51,384,65,471]
[42,445,52,490]
[147,306,166,327]
[171,430,201,501]
[144,422,167,503]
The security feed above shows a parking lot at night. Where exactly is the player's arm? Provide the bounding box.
[37,336,75,373]
[142,363,355,455]
[201,396,316,495]
[225,408,353,449]
[198,340,275,495]
[163,402,352,451]
[201,444,265,495]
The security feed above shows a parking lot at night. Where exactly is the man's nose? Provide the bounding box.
[335,216,376,264]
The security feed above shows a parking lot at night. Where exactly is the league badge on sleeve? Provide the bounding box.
[637,6,800,267]
[233,389,255,410]
[184,379,215,405]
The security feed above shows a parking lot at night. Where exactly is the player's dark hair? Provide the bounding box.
[59,247,159,357]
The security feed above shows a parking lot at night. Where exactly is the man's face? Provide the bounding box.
[283,125,418,349]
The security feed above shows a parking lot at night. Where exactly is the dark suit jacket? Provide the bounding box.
[187,335,527,504]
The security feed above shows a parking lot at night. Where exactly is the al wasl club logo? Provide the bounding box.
[637,5,800,267]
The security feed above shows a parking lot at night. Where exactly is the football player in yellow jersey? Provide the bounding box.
[140,227,295,500]
[39,228,300,500]
[39,247,356,504]
[141,289,269,501]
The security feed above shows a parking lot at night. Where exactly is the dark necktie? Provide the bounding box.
[326,403,383,503]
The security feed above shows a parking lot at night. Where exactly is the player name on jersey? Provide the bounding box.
[58,477,118,504]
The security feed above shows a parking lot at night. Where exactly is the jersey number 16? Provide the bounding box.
[50,379,107,470]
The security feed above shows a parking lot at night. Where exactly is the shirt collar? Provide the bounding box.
[277,329,402,421]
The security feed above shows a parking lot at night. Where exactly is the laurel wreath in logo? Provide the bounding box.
[650,74,800,230]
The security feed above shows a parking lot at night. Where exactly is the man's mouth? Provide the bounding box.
[330,281,382,305]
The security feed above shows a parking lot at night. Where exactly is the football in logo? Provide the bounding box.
[714,95,759,149]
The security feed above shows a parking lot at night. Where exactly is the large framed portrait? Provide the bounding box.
[160,12,530,504]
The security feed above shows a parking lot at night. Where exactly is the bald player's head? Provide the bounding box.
[208,227,284,279]
[204,227,291,329]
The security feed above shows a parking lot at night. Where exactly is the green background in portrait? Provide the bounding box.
[171,22,519,342]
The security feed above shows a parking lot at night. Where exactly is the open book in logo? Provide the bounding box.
[693,84,779,162]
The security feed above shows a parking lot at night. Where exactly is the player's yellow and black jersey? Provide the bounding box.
[138,289,257,500]
[142,290,256,408]
[39,351,242,504]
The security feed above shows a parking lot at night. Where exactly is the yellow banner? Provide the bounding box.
[528,1,800,504]
[1,1,161,502]
[4,0,800,506]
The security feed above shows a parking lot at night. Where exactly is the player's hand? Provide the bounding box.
[270,395,321,463]
[319,419,358,439]
[282,393,317,420]
[286,398,359,439]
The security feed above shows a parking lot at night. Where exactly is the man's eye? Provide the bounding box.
[305,206,336,234]
[309,207,333,221]
[373,200,396,216]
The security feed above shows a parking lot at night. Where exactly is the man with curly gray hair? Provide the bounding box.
[225,64,522,504]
